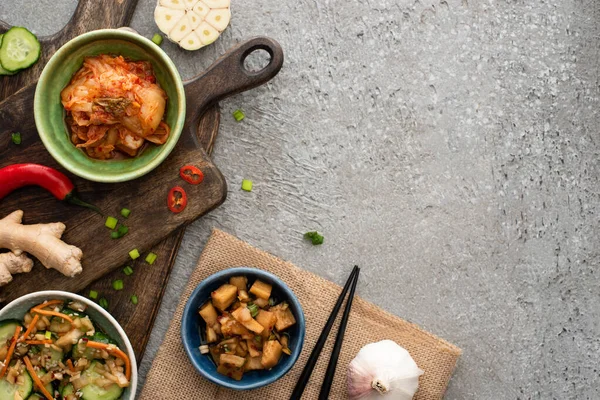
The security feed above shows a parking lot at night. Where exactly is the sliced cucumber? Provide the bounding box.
[0,35,17,76]
[0,370,33,400]
[79,362,123,400]
[0,27,41,72]
[34,368,53,396]
[27,394,44,400]
[0,320,22,344]
[61,383,75,397]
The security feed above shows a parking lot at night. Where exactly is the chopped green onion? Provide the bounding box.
[112,279,124,291]
[89,290,98,299]
[268,333,276,341]
[121,208,131,218]
[44,331,52,340]
[99,298,109,309]
[304,231,324,245]
[268,297,276,307]
[129,249,140,260]
[105,216,118,230]
[145,252,158,265]
[11,132,21,145]
[116,225,129,238]
[241,179,253,192]
[247,303,259,318]
[232,109,245,122]
[130,295,138,305]
[123,266,134,276]
[151,33,163,46]
[110,231,120,239]
[254,335,262,343]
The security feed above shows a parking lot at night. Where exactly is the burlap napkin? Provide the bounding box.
[140,229,461,399]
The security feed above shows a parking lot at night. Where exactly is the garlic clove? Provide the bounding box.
[187,10,203,30]
[205,8,231,32]
[169,14,193,42]
[196,22,220,45]
[192,1,210,18]
[159,0,187,9]
[179,31,205,51]
[183,0,198,8]
[202,0,230,8]
[154,7,186,34]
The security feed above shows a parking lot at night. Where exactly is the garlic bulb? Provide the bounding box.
[347,340,424,400]
[154,0,231,50]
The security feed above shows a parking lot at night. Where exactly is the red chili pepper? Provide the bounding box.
[179,165,204,185]
[167,186,187,213]
[0,163,101,214]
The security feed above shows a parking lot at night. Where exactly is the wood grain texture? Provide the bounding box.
[0,0,284,361]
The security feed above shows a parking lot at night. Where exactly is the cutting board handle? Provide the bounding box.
[182,37,284,141]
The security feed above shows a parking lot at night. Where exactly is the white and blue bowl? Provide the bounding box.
[181,267,306,390]
[0,290,138,399]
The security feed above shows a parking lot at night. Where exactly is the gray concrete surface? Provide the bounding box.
[3,0,600,398]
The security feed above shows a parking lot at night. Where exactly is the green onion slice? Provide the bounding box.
[145,252,158,265]
[232,109,245,122]
[112,279,124,291]
[129,249,140,260]
[11,132,21,145]
[99,298,109,309]
[105,216,118,230]
[89,290,98,299]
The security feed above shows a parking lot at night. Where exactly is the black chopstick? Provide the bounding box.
[318,267,360,399]
[289,265,359,400]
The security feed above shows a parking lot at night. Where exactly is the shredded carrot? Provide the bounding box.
[20,314,40,342]
[31,299,64,312]
[23,356,54,400]
[31,308,73,323]
[30,299,73,323]
[24,340,52,345]
[66,359,75,372]
[0,326,22,378]
[86,341,131,380]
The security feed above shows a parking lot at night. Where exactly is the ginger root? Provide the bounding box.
[0,210,83,286]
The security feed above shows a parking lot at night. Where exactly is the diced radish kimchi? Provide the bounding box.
[61,54,170,159]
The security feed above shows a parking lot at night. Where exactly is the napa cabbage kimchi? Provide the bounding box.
[61,55,170,159]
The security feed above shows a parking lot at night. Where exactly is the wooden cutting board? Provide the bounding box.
[0,0,283,359]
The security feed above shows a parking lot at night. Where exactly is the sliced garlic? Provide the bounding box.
[169,14,193,42]
[205,8,230,32]
[154,0,230,51]
[196,22,219,45]
[154,7,186,34]
[180,31,205,51]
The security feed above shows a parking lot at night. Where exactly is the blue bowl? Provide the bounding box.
[181,267,306,390]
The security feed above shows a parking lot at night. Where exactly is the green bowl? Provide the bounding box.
[34,29,186,183]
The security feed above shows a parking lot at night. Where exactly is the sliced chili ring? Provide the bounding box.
[180,165,204,185]
[167,186,188,213]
